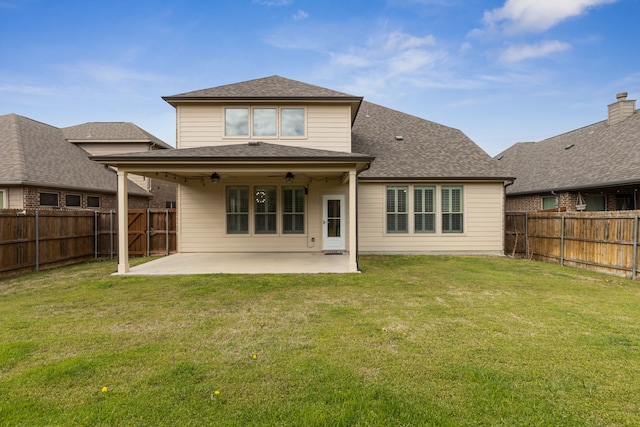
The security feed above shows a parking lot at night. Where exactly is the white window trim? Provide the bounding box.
[223,106,307,140]
[39,191,60,207]
[384,184,466,236]
[65,193,82,208]
[224,184,307,237]
[0,188,6,209]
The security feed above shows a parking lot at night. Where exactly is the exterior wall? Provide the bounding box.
[16,186,148,211]
[507,188,639,212]
[176,104,352,152]
[75,142,151,156]
[0,187,24,209]
[177,178,349,253]
[149,179,177,208]
[357,181,505,255]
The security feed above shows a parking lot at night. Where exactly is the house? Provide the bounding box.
[62,122,177,208]
[0,114,151,210]
[497,92,640,212]
[92,76,512,273]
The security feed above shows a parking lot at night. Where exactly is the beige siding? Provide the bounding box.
[177,104,351,152]
[358,182,505,254]
[6,188,24,209]
[178,178,349,253]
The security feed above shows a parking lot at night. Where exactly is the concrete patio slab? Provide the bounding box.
[117,252,356,275]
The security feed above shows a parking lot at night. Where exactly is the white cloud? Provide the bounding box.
[293,10,309,21]
[481,0,618,34]
[383,32,435,50]
[498,40,571,62]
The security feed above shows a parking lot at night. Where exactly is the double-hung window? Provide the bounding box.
[226,186,249,234]
[442,186,463,233]
[414,186,435,233]
[386,186,408,233]
[282,186,305,234]
[254,186,277,234]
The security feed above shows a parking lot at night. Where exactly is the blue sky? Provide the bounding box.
[1,0,638,156]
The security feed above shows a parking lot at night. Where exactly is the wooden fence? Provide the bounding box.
[0,209,176,277]
[506,211,640,279]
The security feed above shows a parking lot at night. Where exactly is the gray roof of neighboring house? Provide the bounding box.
[62,122,173,149]
[91,141,373,163]
[0,114,150,196]
[353,101,511,180]
[163,75,361,101]
[496,110,640,195]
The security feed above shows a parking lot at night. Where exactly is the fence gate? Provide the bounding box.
[128,209,147,256]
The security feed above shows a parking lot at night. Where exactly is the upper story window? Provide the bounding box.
[225,107,305,138]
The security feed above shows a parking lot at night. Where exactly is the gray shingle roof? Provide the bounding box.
[353,101,510,180]
[91,141,373,163]
[62,122,173,149]
[496,110,640,195]
[0,114,149,196]
[164,75,361,100]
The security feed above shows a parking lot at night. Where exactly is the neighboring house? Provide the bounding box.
[0,114,151,210]
[62,122,177,208]
[92,76,513,273]
[497,92,640,212]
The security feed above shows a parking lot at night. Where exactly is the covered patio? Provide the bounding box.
[117,252,355,275]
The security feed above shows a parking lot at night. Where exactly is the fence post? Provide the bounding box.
[560,215,565,266]
[110,210,114,260]
[146,208,151,257]
[165,209,169,256]
[35,211,39,272]
[633,215,638,280]
[525,212,529,258]
[94,211,98,259]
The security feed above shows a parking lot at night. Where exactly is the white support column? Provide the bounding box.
[348,169,358,272]
[117,170,130,274]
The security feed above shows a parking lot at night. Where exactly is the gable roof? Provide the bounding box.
[0,114,149,196]
[496,109,640,195]
[163,75,363,124]
[62,122,173,149]
[164,75,361,100]
[353,101,511,180]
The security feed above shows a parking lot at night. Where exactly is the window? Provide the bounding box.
[226,186,249,233]
[414,186,435,233]
[387,186,408,233]
[281,108,305,136]
[225,108,249,136]
[39,192,59,207]
[442,186,463,233]
[87,196,101,208]
[165,201,177,209]
[282,186,305,234]
[254,186,277,234]
[253,108,277,137]
[616,194,634,210]
[225,107,305,138]
[586,195,606,211]
[0,189,5,209]
[65,194,81,207]
[542,196,556,210]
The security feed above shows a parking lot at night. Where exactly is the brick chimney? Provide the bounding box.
[608,92,636,125]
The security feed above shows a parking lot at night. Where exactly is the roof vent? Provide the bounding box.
[248,141,260,146]
[395,135,404,141]
[565,143,574,150]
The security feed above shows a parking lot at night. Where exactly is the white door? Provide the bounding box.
[322,195,345,251]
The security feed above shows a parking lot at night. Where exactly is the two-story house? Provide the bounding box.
[93,76,512,274]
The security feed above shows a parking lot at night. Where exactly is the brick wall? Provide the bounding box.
[507,189,640,212]
[23,186,149,211]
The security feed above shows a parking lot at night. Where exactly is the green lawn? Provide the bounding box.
[1,255,639,426]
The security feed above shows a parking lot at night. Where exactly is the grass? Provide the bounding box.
[1,255,639,426]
